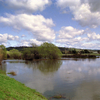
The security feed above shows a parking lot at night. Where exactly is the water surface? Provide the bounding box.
[1,58,100,100]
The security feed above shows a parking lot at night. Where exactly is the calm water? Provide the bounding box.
[1,58,100,100]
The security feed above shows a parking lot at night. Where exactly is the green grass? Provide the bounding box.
[0,69,47,100]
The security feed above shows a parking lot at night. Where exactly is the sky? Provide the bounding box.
[0,0,100,49]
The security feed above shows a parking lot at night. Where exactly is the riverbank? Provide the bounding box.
[62,54,98,58]
[0,69,47,100]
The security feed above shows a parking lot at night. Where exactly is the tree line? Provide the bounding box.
[0,42,62,62]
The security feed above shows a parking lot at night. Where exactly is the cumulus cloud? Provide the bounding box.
[0,33,19,45]
[17,39,43,47]
[3,0,51,13]
[7,35,19,40]
[21,35,25,37]
[58,26,84,39]
[57,0,80,9]
[88,0,100,12]
[0,33,8,43]
[56,0,100,28]
[0,13,55,42]
[73,3,100,28]
[80,42,100,49]
[55,25,100,49]
[29,39,43,46]
[87,32,100,40]
[17,40,29,46]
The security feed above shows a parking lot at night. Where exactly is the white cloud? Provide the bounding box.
[80,42,99,49]
[73,3,100,28]
[0,33,19,46]
[56,0,100,28]
[7,35,19,40]
[17,39,43,47]
[56,37,88,47]
[0,13,55,42]
[4,0,51,13]
[0,33,8,43]
[29,39,43,46]
[87,32,100,40]
[55,25,100,49]
[58,26,84,39]
[21,35,25,37]
[57,0,80,9]
[15,36,19,40]
[17,40,29,46]
[7,35,15,40]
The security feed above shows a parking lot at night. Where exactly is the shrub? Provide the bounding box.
[38,42,62,59]
[0,45,7,60]
[22,47,41,60]
[72,49,78,54]
[84,49,90,53]
[8,49,22,59]
[0,49,3,65]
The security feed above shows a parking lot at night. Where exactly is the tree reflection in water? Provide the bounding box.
[24,60,62,75]
[37,60,62,75]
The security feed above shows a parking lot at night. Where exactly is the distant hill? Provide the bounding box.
[6,46,28,51]
[6,46,100,53]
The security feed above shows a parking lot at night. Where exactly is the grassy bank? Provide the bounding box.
[0,69,47,100]
[62,53,97,58]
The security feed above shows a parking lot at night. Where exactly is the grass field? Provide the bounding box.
[0,69,47,100]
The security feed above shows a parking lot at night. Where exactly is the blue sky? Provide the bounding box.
[0,0,100,49]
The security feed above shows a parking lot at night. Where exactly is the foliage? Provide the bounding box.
[68,49,78,54]
[0,69,47,100]
[97,50,100,54]
[22,47,40,60]
[0,45,7,59]
[0,49,3,65]
[84,49,90,53]
[39,42,62,59]
[8,49,22,59]
[80,50,85,54]
[72,49,78,54]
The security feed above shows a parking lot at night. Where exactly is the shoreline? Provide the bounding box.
[0,69,47,100]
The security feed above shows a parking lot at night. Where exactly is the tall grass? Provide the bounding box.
[0,49,3,65]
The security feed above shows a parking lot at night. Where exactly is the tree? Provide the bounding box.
[0,45,7,59]
[22,47,41,60]
[84,49,90,53]
[9,49,22,59]
[0,49,3,65]
[72,49,78,54]
[38,42,62,59]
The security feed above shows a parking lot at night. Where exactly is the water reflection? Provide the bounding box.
[38,60,62,75]
[72,81,100,100]
[24,60,62,75]
[1,58,100,100]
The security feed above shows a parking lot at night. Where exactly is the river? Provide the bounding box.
[0,58,100,100]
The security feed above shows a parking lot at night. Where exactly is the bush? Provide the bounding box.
[84,49,90,53]
[0,45,7,60]
[38,42,62,59]
[8,49,22,59]
[0,49,3,65]
[72,49,78,54]
[22,47,41,60]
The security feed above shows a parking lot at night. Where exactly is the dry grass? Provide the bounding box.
[7,71,17,76]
